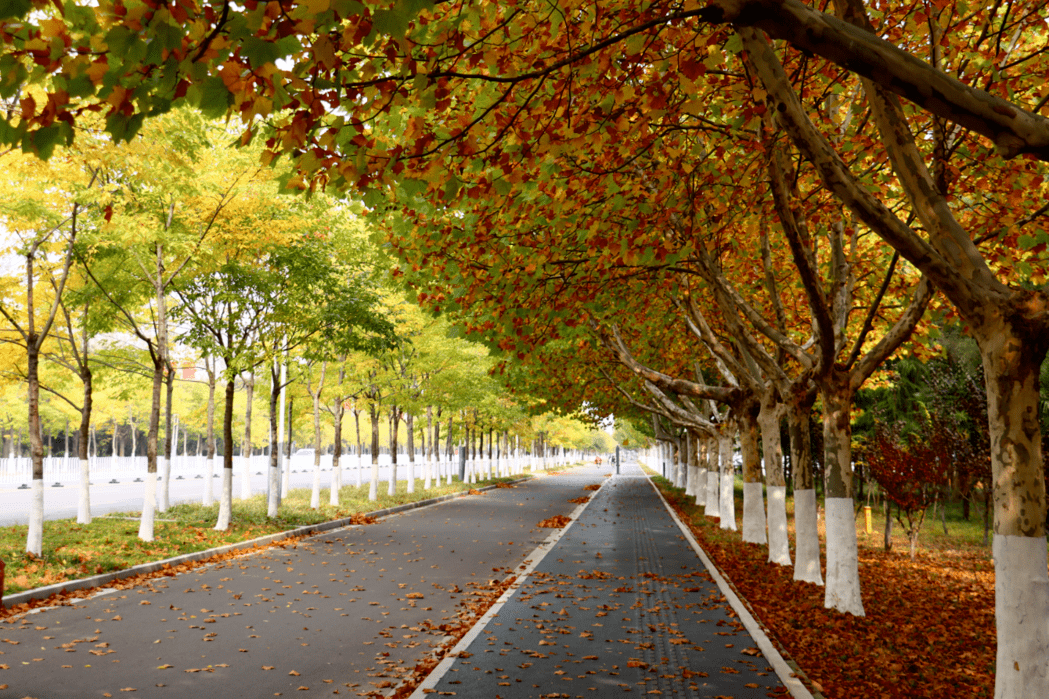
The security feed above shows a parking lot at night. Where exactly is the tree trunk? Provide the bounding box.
[406,412,415,493]
[331,397,344,506]
[388,405,399,496]
[159,361,174,512]
[369,401,380,500]
[77,363,93,525]
[884,501,893,552]
[975,319,1049,698]
[137,353,164,542]
[242,371,255,501]
[354,407,363,488]
[267,364,281,518]
[818,371,863,616]
[204,360,217,506]
[719,426,736,531]
[706,436,720,519]
[789,390,822,585]
[739,403,767,546]
[759,395,790,566]
[215,378,235,530]
[309,364,325,509]
[446,416,454,482]
[26,333,45,556]
[425,406,434,490]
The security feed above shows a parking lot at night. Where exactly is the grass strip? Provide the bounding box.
[1,475,527,598]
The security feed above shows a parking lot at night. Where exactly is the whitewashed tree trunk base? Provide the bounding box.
[742,481,767,545]
[267,465,280,518]
[705,471,719,518]
[387,463,396,496]
[203,457,215,506]
[369,463,379,501]
[77,459,92,525]
[793,489,823,585]
[159,457,171,512]
[138,475,157,541]
[27,480,44,555]
[993,534,1049,699]
[311,464,321,508]
[719,472,736,531]
[407,462,415,493]
[767,485,791,566]
[695,469,707,507]
[824,497,864,616]
[424,457,432,490]
[215,469,233,531]
[329,465,340,506]
[356,455,364,488]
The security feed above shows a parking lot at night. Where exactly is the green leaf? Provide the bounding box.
[724,34,743,54]
[198,75,232,118]
[0,0,31,20]
[25,125,62,160]
[242,36,284,69]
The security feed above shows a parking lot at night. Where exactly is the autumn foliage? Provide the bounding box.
[862,422,949,558]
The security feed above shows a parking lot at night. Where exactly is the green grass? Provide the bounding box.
[1,474,528,597]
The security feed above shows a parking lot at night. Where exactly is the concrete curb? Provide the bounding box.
[2,477,532,610]
[646,475,817,699]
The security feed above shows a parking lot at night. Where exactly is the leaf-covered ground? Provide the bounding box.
[653,477,996,698]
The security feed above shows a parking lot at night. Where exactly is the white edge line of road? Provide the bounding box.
[646,474,815,699]
[406,473,610,699]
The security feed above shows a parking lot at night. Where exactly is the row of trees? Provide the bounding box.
[0,107,606,555]
[3,1,1048,694]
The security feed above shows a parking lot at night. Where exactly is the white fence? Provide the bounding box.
[0,449,578,487]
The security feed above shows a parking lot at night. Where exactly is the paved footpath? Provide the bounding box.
[414,465,794,699]
[0,464,802,699]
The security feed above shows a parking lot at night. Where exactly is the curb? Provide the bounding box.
[646,475,817,699]
[2,477,533,611]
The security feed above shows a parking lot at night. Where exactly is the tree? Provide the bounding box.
[0,142,96,555]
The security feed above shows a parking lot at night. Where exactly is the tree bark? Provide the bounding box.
[369,401,380,500]
[215,378,235,530]
[388,405,399,496]
[406,412,416,493]
[267,363,281,518]
[739,402,767,546]
[759,394,791,566]
[204,359,217,506]
[818,370,863,616]
[137,351,164,542]
[242,370,254,501]
[789,388,822,585]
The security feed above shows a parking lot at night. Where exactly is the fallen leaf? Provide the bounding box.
[289,670,301,676]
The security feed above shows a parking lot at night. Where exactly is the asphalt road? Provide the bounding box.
[0,465,609,698]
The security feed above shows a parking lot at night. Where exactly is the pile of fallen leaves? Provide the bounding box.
[583,484,601,492]
[536,515,573,528]
[658,486,996,698]
[567,496,590,504]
